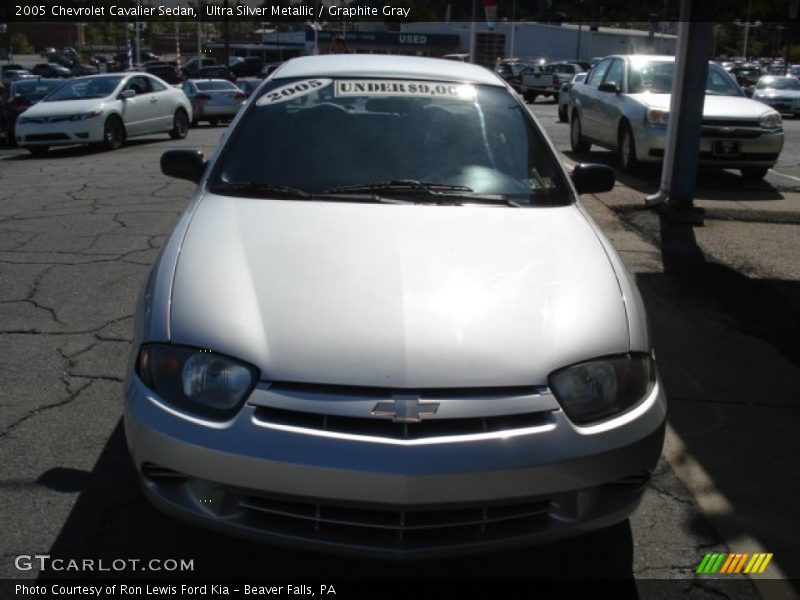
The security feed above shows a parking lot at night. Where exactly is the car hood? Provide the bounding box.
[21,98,109,117]
[632,93,775,118]
[169,197,631,388]
[754,90,800,99]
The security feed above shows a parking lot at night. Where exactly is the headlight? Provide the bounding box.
[136,344,259,419]
[69,109,103,121]
[645,108,669,125]
[759,111,782,129]
[549,354,655,425]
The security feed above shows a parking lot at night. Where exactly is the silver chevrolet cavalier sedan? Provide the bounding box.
[570,54,784,179]
[124,55,666,558]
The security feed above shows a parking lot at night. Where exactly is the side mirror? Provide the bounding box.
[161,149,206,183]
[571,163,615,195]
[598,82,621,94]
[120,89,136,99]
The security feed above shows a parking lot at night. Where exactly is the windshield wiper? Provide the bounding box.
[323,180,474,196]
[324,180,524,207]
[210,182,313,199]
[210,182,411,204]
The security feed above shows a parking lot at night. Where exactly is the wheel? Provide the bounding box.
[618,123,639,173]
[558,105,568,122]
[169,109,189,140]
[570,112,591,153]
[740,167,769,180]
[102,116,125,150]
[209,118,219,127]
[28,146,49,157]
[524,91,537,103]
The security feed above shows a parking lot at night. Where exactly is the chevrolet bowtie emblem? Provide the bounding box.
[371,394,439,423]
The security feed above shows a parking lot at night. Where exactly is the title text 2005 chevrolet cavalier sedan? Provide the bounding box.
[124,55,666,558]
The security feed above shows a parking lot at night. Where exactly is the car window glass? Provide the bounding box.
[603,59,624,89]
[586,59,611,87]
[125,76,151,95]
[211,78,572,206]
[149,77,167,92]
[196,80,238,91]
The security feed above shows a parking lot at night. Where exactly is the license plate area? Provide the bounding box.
[713,140,741,157]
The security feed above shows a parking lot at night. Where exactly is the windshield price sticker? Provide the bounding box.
[256,78,332,106]
[335,80,476,100]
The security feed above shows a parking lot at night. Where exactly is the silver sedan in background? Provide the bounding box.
[181,78,246,126]
[125,55,665,558]
[570,54,784,179]
[752,75,800,117]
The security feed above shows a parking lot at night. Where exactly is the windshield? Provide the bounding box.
[44,76,124,101]
[210,77,571,206]
[628,61,742,96]
[757,77,800,90]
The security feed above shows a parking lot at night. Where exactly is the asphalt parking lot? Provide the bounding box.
[0,112,795,597]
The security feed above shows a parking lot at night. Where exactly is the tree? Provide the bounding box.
[10,32,34,54]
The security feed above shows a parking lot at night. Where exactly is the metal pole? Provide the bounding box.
[135,0,141,67]
[645,1,713,214]
[469,0,476,63]
[197,1,202,64]
[743,0,752,58]
[576,22,582,61]
[509,0,516,58]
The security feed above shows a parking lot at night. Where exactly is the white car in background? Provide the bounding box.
[752,76,800,117]
[15,73,192,156]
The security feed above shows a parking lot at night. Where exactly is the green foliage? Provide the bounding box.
[10,32,34,54]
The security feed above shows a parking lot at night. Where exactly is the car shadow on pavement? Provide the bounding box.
[39,421,639,587]
[6,137,185,161]
[631,207,800,586]
[564,150,786,202]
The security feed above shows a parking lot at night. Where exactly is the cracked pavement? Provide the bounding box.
[0,125,775,596]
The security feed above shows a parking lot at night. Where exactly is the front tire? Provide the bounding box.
[740,167,769,180]
[169,108,189,140]
[570,112,591,153]
[618,123,639,174]
[102,116,125,151]
[558,105,568,122]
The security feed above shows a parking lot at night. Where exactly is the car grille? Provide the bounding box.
[237,493,552,548]
[25,133,69,141]
[701,118,760,128]
[251,382,556,440]
[253,406,554,439]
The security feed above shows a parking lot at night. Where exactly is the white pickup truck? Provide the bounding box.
[520,62,586,103]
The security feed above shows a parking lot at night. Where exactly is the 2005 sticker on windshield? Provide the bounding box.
[335,80,477,100]
[256,78,332,106]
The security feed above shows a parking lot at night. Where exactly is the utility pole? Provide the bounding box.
[509,0,516,58]
[223,0,230,66]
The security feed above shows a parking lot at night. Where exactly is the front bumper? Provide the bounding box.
[635,122,784,167]
[124,375,666,558]
[15,117,105,146]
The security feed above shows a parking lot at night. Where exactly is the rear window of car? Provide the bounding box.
[196,81,237,91]
[210,77,572,206]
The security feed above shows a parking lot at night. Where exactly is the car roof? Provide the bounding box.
[273,55,504,86]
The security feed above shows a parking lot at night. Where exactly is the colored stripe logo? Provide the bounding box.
[696,553,773,574]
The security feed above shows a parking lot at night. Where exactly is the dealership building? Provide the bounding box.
[208,21,677,66]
